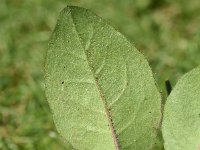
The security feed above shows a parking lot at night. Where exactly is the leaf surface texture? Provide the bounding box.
[45,6,161,150]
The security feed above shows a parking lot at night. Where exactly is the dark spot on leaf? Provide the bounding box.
[62,81,64,84]
[149,112,151,113]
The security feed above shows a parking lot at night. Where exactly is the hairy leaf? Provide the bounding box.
[162,67,200,150]
[45,6,161,150]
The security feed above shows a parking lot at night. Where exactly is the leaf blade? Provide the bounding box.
[45,6,161,150]
[162,67,200,150]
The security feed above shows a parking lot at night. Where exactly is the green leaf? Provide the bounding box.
[45,6,161,150]
[162,67,200,150]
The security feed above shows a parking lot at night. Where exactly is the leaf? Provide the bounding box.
[45,6,161,150]
[162,67,200,150]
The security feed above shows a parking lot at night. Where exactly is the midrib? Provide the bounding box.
[69,8,120,150]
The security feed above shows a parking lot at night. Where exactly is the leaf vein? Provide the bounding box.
[69,8,120,150]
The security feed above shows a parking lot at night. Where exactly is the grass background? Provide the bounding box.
[0,0,199,149]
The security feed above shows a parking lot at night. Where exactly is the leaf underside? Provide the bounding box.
[162,67,200,150]
[45,6,161,150]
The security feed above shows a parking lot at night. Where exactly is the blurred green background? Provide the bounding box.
[0,0,199,149]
